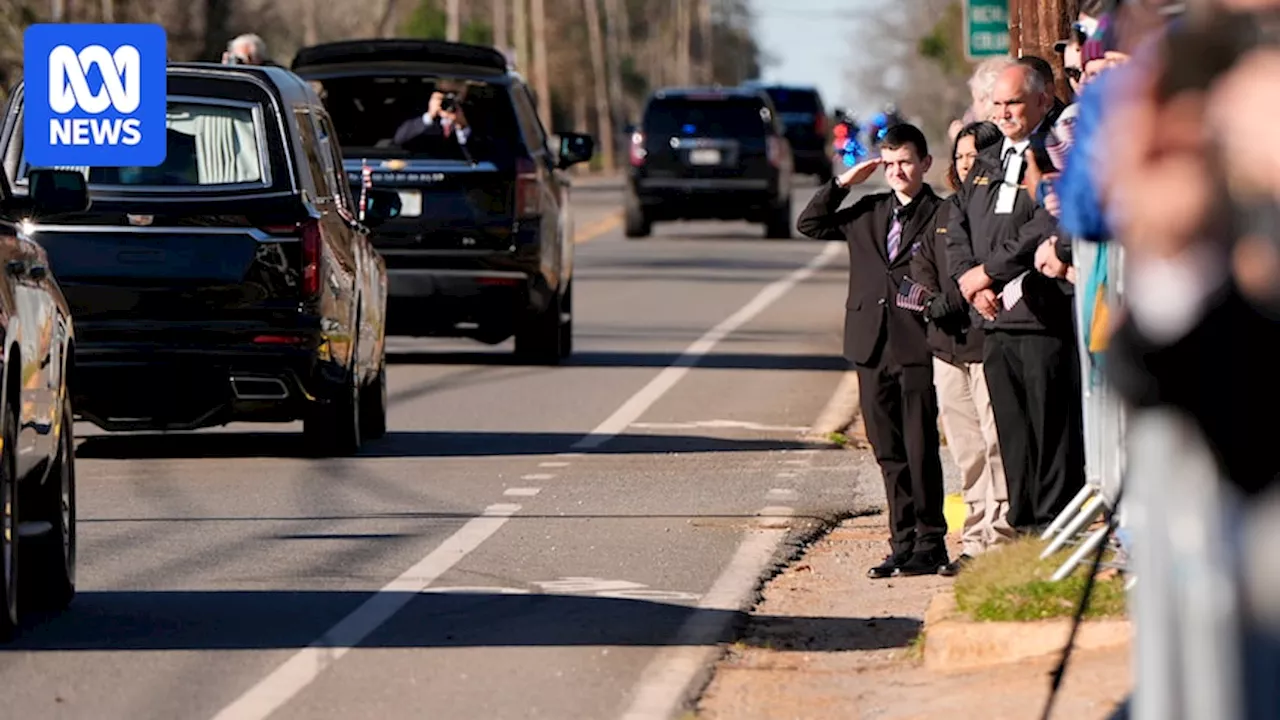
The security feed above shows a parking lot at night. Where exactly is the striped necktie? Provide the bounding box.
[886,207,903,259]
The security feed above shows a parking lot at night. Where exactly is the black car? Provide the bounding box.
[743,82,833,183]
[0,64,399,455]
[624,87,795,239]
[291,40,596,365]
[0,167,89,638]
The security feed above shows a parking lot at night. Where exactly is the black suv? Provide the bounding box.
[0,64,398,455]
[291,40,595,365]
[743,83,832,183]
[625,87,795,239]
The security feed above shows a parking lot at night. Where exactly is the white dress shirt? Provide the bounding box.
[420,113,471,145]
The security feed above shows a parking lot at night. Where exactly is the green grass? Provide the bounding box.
[953,537,1128,623]
[826,431,850,447]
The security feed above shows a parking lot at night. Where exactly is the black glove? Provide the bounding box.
[926,294,959,321]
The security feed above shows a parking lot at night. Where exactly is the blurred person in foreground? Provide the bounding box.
[797,125,951,578]
[1101,2,1280,498]
[910,120,1014,574]
[946,63,1086,534]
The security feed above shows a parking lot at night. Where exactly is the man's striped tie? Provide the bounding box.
[886,208,903,259]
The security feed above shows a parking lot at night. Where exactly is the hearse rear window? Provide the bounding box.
[21,100,266,187]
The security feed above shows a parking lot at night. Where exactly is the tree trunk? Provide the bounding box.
[674,0,691,85]
[616,0,633,59]
[1010,0,1077,102]
[514,0,529,74]
[493,0,509,57]
[447,0,461,41]
[100,0,113,23]
[375,0,401,37]
[602,0,628,127]
[531,0,552,128]
[202,0,233,63]
[303,0,318,46]
[697,0,713,83]
[573,80,589,138]
[581,0,614,170]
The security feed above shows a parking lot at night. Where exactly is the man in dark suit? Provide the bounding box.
[393,89,473,159]
[946,63,1086,533]
[797,124,950,578]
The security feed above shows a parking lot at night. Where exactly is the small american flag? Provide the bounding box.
[895,277,933,313]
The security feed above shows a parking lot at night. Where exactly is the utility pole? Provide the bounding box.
[698,0,713,84]
[675,0,691,86]
[582,0,614,170]
[602,0,628,131]
[531,0,552,128]
[514,0,529,73]
[493,0,509,58]
[447,0,461,41]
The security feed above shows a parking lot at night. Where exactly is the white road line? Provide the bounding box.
[781,460,810,466]
[766,488,798,501]
[618,507,796,720]
[776,472,798,479]
[504,487,542,497]
[572,242,843,450]
[522,473,556,481]
[539,461,571,468]
[207,503,522,720]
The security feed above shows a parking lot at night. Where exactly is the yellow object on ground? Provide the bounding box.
[944,493,967,534]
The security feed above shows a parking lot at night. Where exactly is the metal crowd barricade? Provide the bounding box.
[1040,237,1127,581]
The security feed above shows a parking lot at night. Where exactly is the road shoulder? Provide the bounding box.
[692,502,1132,720]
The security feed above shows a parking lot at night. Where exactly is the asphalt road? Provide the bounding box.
[0,178,894,720]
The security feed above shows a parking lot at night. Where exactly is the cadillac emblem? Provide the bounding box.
[382,159,408,171]
[127,214,154,226]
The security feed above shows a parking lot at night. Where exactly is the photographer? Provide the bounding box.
[393,88,472,156]
[221,34,279,67]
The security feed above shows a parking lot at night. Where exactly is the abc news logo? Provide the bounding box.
[47,44,143,147]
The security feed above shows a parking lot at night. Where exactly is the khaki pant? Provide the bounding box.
[933,357,1015,556]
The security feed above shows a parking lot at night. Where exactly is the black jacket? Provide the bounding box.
[797,181,941,368]
[911,198,984,365]
[945,143,1074,335]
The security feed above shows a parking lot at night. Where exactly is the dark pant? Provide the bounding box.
[856,361,947,559]
[982,330,1087,530]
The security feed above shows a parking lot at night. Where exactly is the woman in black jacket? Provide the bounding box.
[911,121,1014,573]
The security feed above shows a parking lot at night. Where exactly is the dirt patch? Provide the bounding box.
[694,512,1131,720]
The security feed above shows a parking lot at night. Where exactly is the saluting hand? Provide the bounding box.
[836,158,884,188]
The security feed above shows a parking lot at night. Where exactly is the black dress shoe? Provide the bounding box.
[867,555,905,579]
[938,553,975,577]
[898,550,950,576]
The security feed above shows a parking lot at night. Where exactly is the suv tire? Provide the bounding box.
[515,287,569,365]
[624,194,651,238]
[765,198,793,239]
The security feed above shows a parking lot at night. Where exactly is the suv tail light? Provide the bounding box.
[260,219,322,299]
[629,132,647,167]
[815,113,827,137]
[767,136,785,168]
[515,157,541,218]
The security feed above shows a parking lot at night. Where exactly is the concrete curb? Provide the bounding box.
[802,369,868,446]
[922,591,1132,673]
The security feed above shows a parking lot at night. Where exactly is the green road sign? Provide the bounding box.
[965,0,1011,59]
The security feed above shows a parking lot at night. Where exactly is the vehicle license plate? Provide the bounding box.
[689,149,722,165]
[396,190,422,217]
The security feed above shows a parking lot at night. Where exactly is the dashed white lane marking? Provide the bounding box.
[504,488,542,497]
[776,472,799,479]
[573,242,843,450]
[782,460,810,466]
[208,503,522,720]
[766,488,799,502]
[619,506,796,720]
[522,473,556,481]
[539,462,571,468]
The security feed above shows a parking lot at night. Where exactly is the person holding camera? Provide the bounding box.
[221,34,278,67]
[393,89,471,154]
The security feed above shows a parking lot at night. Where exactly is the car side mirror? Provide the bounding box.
[20,168,91,219]
[557,132,595,169]
[361,188,402,228]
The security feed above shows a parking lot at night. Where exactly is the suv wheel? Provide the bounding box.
[765,198,793,239]
[304,373,362,456]
[624,195,651,238]
[359,361,387,441]
[21,393,76,613]
[515,287,569,365]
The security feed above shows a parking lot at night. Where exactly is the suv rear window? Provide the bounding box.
[643,97,772,138]
[763,88,821,114]
[313,75,522,164]
[20,100,266,187]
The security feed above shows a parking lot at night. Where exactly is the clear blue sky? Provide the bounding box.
[749,0,885,115]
